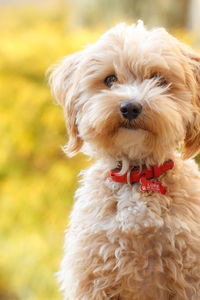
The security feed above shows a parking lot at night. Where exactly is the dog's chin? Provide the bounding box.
[111,127,149,159]
[116,126,148,139]
[82,124,149,161]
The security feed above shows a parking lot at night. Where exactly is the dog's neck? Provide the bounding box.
[110,159,174,181]
[108,156,175,195]
[110,153,175,170]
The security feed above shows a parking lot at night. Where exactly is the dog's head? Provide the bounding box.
[49,22,200,164]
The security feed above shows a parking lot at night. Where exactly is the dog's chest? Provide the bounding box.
[106,180,164,234]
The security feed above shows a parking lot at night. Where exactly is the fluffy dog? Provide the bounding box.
[49,22,200,299]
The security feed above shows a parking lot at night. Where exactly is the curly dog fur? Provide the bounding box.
[49,22,200,299]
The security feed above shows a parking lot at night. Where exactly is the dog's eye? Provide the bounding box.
[104,75,118,88]
[150,73,167,87]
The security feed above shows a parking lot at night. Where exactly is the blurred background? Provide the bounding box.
[1,0,200,299]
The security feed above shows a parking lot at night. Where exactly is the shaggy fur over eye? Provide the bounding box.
[49,21,200,300]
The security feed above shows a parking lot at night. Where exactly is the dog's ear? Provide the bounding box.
[49,51,83,156]
[181,48,200,159]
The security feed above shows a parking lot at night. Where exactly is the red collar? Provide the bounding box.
[110,160,174,186]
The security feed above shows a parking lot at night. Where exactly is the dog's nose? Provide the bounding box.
[120,101,142,121]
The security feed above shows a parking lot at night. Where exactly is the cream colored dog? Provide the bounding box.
[49,22,200,300]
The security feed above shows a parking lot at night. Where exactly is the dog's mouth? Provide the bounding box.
[121,122,137,130]
[107,115,154,137]
[120,119,147,131]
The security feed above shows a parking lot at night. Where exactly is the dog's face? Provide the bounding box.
[50,22,200,164]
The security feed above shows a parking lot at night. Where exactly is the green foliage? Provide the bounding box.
[67,0,190,29]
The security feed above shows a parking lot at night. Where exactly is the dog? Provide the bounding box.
[49,21,200,299]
